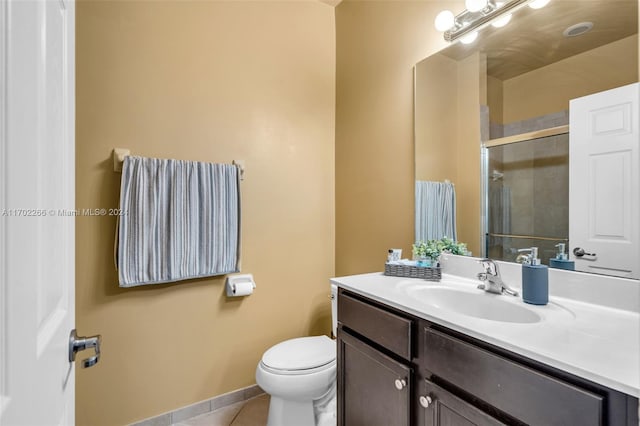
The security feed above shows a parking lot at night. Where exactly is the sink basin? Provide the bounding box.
[405,286,542,323]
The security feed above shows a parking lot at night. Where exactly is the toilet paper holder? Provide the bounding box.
[225,273,256,297]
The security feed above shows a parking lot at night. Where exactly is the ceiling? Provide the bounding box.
[440,0,638,81]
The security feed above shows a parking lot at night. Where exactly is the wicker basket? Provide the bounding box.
[384,263,441,281]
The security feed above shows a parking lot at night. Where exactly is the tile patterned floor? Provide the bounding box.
[174,394,270,426]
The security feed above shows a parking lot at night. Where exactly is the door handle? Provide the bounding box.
[69,329,102,368]
[573,247,596,258]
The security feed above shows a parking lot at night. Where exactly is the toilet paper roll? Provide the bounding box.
[232,281,254,296]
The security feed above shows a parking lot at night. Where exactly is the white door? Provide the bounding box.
[1,0,83,424]
[569,83,639,279]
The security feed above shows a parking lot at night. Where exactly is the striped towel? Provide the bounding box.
[117,156,241,287]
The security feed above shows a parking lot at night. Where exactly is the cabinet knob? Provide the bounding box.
[419,395,433,408]
[394,378,407,390]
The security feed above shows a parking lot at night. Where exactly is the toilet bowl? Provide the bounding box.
[255,284,338,426]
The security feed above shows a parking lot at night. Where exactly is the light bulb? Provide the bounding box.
[465,0,488,12]
[491,13,512,27]
[528,0,550,9]
[434,10,455,32]
[460,31,478,44]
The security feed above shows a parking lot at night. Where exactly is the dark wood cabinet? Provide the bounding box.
[419,379,506,426]
[337,287,639,426]
[337,328,412,426]
[423,328,604,426]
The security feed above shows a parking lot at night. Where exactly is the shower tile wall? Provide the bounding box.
[532,135,569,240]
[502,110,569,137]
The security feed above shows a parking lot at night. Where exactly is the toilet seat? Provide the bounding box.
[260,336,336,375]
[260,359,336,376]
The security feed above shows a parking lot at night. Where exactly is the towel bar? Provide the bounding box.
[232,160,245,181]
[112,148,245,180]
[112,148,130,172]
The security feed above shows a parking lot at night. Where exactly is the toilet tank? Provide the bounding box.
[331,283,338,337]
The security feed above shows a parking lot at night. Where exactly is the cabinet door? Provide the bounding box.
[337,328,411,426]
[419,379,506,426]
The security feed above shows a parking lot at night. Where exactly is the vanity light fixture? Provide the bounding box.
[465,0,489,13]
[491,2,512,28]
[528,0,550,9]
[435,0,551,43]
[460,31,479,44]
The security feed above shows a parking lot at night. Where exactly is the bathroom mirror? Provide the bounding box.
[414,0,638,278]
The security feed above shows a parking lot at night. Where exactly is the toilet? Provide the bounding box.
[255,284,338,426]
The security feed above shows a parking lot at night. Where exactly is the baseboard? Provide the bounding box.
[129,384,265,426]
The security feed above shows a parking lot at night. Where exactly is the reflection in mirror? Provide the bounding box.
[486,132,569,266]
[414,0,638,278]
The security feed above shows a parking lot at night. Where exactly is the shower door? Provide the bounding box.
[485,132,570,265]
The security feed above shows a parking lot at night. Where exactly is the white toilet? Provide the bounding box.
[255,284,338,426]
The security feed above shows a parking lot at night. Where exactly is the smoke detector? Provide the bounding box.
[563,22,594,37]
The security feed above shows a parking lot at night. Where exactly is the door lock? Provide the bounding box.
[69,329,102,368]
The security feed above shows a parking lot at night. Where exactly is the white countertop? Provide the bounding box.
[331,271,640,398]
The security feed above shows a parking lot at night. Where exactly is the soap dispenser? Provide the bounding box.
[517,247,548,305]
[549,243,575,271]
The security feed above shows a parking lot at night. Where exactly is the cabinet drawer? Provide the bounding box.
[424,328,604,426]
[338,291,412,359]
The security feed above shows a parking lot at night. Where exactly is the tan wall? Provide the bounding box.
[76,1,335,425]
[335,0,464,275]
[502,35,639,124]
[415,54,458,183]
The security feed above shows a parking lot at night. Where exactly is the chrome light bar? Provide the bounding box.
[444,0,532,42]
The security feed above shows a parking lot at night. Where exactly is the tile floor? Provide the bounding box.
[173,394,270,426]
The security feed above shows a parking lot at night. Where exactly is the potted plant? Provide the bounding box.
[413,237,467,267]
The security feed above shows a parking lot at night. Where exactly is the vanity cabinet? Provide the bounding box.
[337,291,413,426]
[337,329,411,426]
[337,288,639,426]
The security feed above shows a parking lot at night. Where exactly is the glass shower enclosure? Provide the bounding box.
[483,131,569,265]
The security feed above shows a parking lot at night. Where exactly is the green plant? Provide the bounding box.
[439,236,468,256]
[413,237,467,260]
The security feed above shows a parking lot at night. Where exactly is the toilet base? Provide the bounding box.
[267,396,315,426]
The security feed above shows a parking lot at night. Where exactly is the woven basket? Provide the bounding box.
[384,263,441,281]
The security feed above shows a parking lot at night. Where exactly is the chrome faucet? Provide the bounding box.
[477,258,518,296]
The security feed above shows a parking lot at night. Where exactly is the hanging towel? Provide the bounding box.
[415,181,457,242]
[117,156,241,287]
